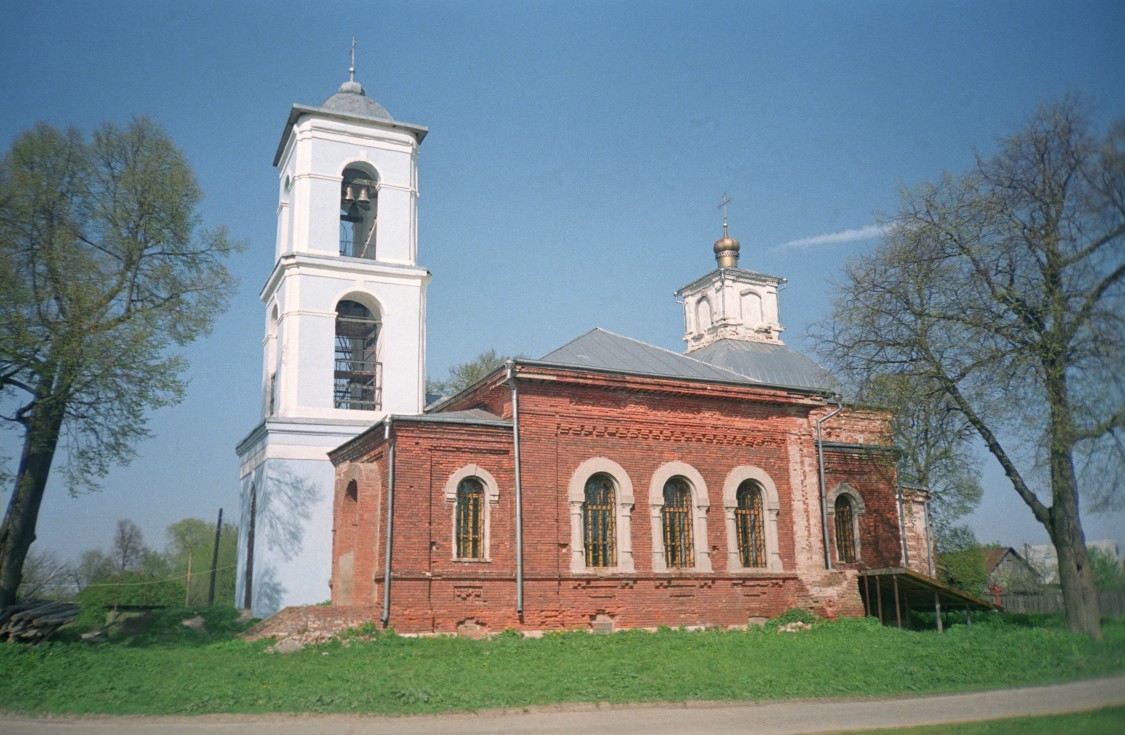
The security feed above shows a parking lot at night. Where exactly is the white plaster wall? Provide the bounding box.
[236,420,374,616]
[278,118,419,264]
[264,262,427,419]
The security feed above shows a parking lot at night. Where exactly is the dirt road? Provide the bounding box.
[3,674,1124,734]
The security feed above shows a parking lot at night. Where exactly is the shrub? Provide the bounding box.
[74,572,183,626]
[764,608,820,632]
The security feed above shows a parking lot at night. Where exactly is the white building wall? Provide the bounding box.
[236,418,379,616]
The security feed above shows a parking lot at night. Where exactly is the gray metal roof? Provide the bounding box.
[273,83,428,166]
[688,338,838,391]
[404,408,510,427]
[322,87,393,121]
[538,328,761,385]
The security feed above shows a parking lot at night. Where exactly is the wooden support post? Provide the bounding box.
[892,575,902,628]
[935,592,943,633]
[185,551,193,607]
[877,577,884,624]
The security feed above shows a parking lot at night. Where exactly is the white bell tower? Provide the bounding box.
[236,51,429,616]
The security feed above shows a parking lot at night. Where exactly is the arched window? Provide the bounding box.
[583,474,617,568]
[339,166,378,258]
[334,300,380,410]
[735,480,766,568]
[835,495,857,563]
[696,298,713,331]
[662,477,694,568]
[456,478,485,559]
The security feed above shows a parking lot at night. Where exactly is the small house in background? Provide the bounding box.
[983,547,1041,604]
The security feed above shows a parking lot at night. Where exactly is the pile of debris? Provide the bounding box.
[1,600,80,643]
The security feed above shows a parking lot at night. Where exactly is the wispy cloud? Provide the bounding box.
[770,223,891,251]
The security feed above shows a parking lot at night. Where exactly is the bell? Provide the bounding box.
[343,185,356,203]
[357,187,370,205]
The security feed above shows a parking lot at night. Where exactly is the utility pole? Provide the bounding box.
[208,508,222,606]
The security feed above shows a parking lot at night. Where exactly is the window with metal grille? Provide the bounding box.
[835,495,857,563]
[334,300,381,410]
[582,474,617,568]
[735,480,766,567]
[456,478,485,559]
[662,477,694,568]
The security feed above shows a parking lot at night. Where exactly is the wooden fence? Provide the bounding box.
[999,590,1125,617]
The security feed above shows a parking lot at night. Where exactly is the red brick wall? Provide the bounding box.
[330,371,908,634]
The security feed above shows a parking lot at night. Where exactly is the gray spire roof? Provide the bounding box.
[322,80,393,121]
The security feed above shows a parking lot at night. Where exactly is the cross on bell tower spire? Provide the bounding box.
[717,192,732,237]
[712,193,740,268]
[349,36,357,83]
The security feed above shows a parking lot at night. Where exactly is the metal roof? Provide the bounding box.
[406,408,509,427]
[322,89,393,121]
[538,328,760,385]
[688,338,838,391]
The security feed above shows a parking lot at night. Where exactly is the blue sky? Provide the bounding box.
[3,0,1123,563]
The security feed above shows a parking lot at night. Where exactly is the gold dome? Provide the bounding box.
[713,224,740,268]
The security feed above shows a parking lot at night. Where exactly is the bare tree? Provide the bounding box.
[860,374,983,547]
[816,96,1125,638]
[427,349,518,397]
[0,119,242,607]
[111,519,148,574]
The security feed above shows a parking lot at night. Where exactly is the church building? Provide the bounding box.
[239,65,937,631]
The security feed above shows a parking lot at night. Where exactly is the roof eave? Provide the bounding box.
[273,103,429,167]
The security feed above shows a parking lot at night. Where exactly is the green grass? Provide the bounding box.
[829,706,1125,735]
[1,609,1123,716]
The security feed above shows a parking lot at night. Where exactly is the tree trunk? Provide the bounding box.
[0,374,67,608]
[1049,458,1102,639]
[1044,345,1102,639]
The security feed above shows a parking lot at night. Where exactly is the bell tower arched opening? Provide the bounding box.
[334,299,382,410]
[339,165,378,259]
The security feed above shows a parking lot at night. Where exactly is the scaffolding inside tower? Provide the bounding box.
[334,301,381,410]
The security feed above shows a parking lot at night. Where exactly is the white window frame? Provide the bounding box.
[649,462,711,573]
[443,465,500,562]
[568,458,635,574]
[722,466,783,572]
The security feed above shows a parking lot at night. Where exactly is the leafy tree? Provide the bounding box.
[1088,547,1125,592]
[938,541,990,597]
[69,548,115,591]
[0,119,242,607]
[163,517,237,606]
[427,349,518,397]
[815,96,1125,638]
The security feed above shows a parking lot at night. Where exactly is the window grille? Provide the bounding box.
[835,495,857,563]
[583,474,617,567]
[735,481,766,567]
[662,477,694,568]
[456,478,485,559]
[334,300,381,410]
